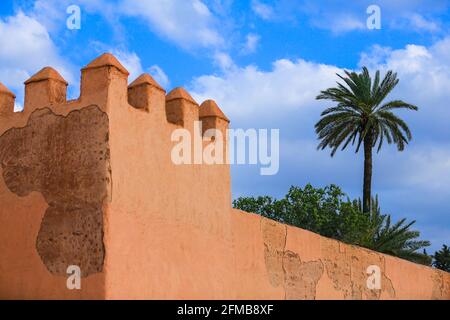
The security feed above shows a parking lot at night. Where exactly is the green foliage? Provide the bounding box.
[315,67,418,156]
[233,184,430,265]
[433,245,450,272]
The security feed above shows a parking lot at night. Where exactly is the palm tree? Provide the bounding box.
[432,245,450,272]
[359,197,431,265]
[315,67,418,212]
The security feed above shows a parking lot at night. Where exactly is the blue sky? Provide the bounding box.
[1,0,449,252]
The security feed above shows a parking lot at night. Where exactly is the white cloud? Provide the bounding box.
[308,12,366,34]
[26,0,225,51]
[191,36,450,178]
[408,14,441,32]
[22,0,250,70]
[253,0,447,35]
[192,36,450,144]
[241,33,260,55]
[119,0,224,50]
[28,0,65,32]
[331,15,366,33]
[148,65,170,89]
[212,51,236,72]
[252,0,274,20]
[190,58,340,119]
[389,13,441,33]
[404,146,450,191]
[358,45,393,69]
[0,12,73,104]
[359,38,450,110]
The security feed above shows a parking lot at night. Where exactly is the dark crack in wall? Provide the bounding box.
[261,218,324,300]
[0,105,111,277]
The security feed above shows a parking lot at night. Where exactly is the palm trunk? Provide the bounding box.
[363,133,373,213]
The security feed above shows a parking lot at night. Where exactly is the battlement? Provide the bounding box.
[128,73,165,112]
[0,82,15,117]
[165,87,199,128]
[199,99,230,135]
[23,66,68,112]
[0,53,228,137]
[0,53,229,141]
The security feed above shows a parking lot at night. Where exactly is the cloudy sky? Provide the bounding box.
[1,0,449,251]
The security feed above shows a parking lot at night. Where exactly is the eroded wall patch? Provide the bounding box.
[321,238,395,300]
[431,270,450,300]
[261,218,324,300]
[283,250,324,300]
[0,105,110,277]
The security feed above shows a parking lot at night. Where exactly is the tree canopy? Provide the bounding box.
[233,184,431,265]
